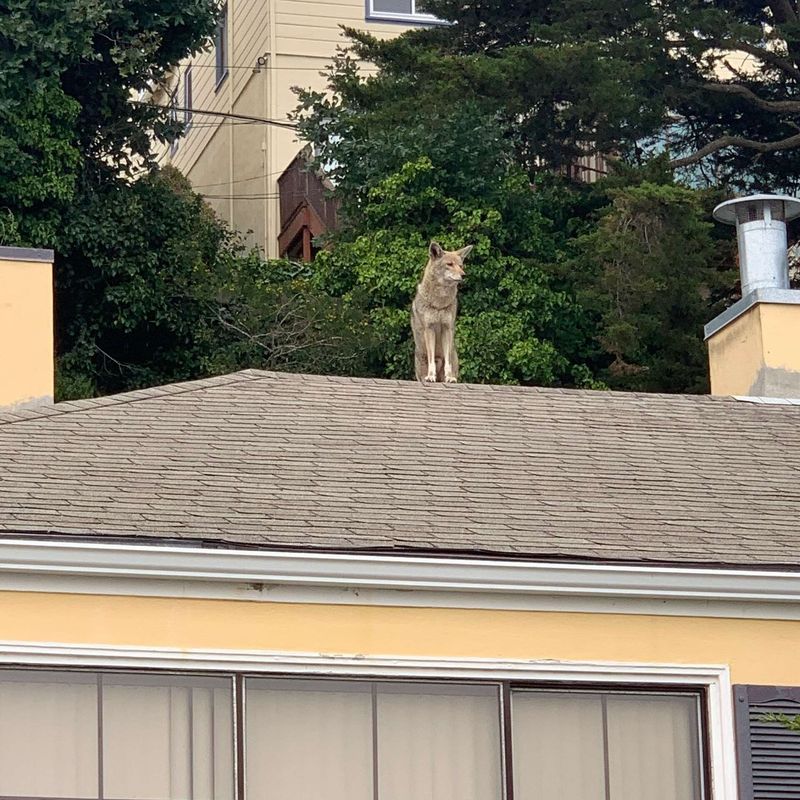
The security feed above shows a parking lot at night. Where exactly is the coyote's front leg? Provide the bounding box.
[442,324,457,383]
[423,326,438,382]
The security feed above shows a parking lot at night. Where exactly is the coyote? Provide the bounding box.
[411,241,473,383]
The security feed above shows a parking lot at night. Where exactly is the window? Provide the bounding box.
[183,65,193,129]
[215,5,228,88]
[168,85,179,155]
[366,0,441,24]
[511,690,704,800]
[0,670,234,800]
[0,668,706,800]
[245,679,503,800]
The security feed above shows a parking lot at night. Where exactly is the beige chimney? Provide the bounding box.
[0,247,54,410]
[706,195,800,398]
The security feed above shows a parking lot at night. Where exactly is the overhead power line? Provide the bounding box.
[132,101,297,129]
[199,193,281,200]
[176,62,378,73]
[191,170,291,189]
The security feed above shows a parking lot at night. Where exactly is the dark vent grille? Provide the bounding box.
[735,685,800,800]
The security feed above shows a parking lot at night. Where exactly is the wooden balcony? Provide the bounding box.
[277,148,339,261]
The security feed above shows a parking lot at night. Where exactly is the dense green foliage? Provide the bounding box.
[568,178,734,391]
[1,0,218,243]
[3,0,789,396]
[316,0,800,190]
[308,109,602,387]
[2,0,371,398]
[294,15,742,391]
[56,169,372,398]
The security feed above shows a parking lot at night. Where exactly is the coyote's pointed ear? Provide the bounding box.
[457,245,474,260]
[429,241,444,260]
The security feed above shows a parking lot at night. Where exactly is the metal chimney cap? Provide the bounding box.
[713,193,800,225]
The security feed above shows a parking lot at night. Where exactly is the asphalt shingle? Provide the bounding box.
[2,369,800,567]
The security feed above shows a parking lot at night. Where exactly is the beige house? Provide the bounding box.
[152,0,437,258]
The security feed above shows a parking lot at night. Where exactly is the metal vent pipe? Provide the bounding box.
[713,194,800,296]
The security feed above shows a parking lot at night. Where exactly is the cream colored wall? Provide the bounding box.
[708,303,800,395]
[2,590,800,685]
[707,304,764,395]
[0,254,53,409]
[157,0,417,256]
[760,303,800,370]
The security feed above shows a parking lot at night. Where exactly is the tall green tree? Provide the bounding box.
[294,14,736,392]
[1,0,219,244]
[568,176,734,392]
[306,0,800,190]
[310,153,601,386]
[2,0,372,398]
[57,168,372,398]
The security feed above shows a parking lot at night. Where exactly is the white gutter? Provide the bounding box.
[0,537,799,604]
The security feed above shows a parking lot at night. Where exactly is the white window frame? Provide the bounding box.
[0,642,737,800]
[365,0,442,25]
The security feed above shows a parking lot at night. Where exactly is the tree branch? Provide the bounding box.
[696,81,800,113]
[670,131,800,168]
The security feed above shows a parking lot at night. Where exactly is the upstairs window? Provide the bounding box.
[168,85,179,155]
[183,65,193,129]
[215,5,228,89]
[366,0,441,24]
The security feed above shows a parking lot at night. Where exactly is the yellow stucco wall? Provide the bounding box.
[708,302,800,396]
[0,256,53,409]
[4,591,800,685]
[760,303,800,369]
[707,304,763,395]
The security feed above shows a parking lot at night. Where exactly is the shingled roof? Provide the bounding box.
[1,369,800,568]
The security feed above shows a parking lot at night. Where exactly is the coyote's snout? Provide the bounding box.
[411,241,473,383]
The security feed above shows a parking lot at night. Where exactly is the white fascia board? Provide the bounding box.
[0,537,799,605]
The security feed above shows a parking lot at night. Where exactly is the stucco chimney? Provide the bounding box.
[0,246,54,410]
[705,194,800,398]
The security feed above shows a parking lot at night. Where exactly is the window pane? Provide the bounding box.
[184,67,193,125]
[215,6,227,83]
[102,674,234,800]
[376,682,502,800]
[512,691,606,800]
[0,670,98,798]
[606,694,702,800]
[372,0,413,13]
[246,678,373,800]
[512,690,702,800]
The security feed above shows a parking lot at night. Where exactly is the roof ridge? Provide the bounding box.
[0,370,265,426]
[0,367,757,428]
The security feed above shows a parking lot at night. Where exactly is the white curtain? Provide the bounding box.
[245,678,374,800]
[512,691,607,800]
[103,676,233,800]
[512,691,701,800]
[376,683,502,800]
[245,679,503,800]
[606,694,701,800]
[0,671,98,798]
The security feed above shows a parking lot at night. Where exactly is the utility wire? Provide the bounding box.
[175,62,378,72]
[199,193,281,200]
[132,101,297,129]
[191,169,293,189]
